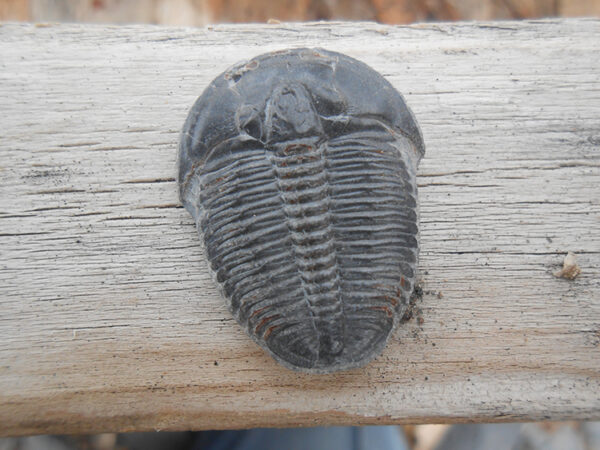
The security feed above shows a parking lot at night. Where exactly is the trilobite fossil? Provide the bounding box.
[179,48,425,373]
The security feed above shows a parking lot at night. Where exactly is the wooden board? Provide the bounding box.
[0,19,599,437]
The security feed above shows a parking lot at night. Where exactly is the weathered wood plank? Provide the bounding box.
[0,19,599,437]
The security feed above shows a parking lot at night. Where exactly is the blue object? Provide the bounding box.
[191,426,408,450]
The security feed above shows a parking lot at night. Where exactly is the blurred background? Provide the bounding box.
[1,0,599,449]
[1,0,600,25]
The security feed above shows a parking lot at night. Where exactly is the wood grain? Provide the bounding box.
[0,19,599,437]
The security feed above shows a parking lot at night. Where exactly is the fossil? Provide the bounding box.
[178,48,425,373]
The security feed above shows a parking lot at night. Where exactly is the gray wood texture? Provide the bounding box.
[0,19,599,436]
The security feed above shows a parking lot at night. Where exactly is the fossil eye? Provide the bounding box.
[237,104,263,140]
[178,48,425,373]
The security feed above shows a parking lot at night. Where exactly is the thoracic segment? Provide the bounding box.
[270,141,345,358]
[325,130,418,318]
[193,125,419,371]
